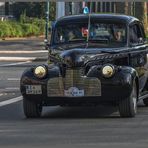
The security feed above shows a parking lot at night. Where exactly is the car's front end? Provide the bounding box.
[20,46,136,107]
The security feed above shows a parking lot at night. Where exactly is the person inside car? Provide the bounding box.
[68,31,76,41]
[114,30,123,42]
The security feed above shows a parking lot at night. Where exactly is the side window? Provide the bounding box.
[129,24,144,44]
[139,23,146,40]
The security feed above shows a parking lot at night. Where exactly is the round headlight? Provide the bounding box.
[34,66,47,78]
[102,65,115,78]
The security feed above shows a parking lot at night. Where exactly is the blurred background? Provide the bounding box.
[0,1,148,39]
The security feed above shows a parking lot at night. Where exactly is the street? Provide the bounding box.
[0,38,148,148]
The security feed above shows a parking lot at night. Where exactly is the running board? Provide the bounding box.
[139,94,148,100]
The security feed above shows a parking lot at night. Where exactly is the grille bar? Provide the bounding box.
[47,69,101,97]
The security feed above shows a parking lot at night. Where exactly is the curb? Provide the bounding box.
[0,50,48,54]
[0,57,47,62]
[0,36,44,41]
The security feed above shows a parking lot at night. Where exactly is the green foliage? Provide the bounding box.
[49,2,56,21]
[1,2,56,38]
[20,23,40,36]
[20,10,27,24]
[0,2,53,38]
[0,18,46,38]
[9,21,23,37]
[0,21,12,37]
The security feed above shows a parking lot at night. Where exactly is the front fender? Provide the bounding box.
[86,65,139,99]
[20,65,61,96]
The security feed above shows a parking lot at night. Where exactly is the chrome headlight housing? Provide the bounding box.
[102,65,115,78]
[34,65,47,78]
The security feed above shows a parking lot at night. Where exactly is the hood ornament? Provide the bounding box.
[63,56,73,67]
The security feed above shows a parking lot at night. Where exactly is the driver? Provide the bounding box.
[68,31,76,41]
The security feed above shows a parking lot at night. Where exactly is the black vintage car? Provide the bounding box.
[20,14,148,118]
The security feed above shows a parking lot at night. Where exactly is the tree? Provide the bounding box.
[12,2,56,20]
[135,2,147,32]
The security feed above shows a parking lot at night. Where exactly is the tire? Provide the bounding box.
[119,81,137,117]
[143,99,148,106]
[23,97,42,118]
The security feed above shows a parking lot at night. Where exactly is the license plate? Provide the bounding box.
[26,85,42,95]
[64,87,84,97]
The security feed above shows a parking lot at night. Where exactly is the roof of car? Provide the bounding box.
[55,14,139,26]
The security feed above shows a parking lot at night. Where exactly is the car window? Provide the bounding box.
[139,23,146,40]
[129,24,144,45]
[54,24,87,44]
[89,23,126,43]
[53,22,127,47]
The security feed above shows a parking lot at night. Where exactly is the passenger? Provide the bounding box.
[114,30,123,41]
[68,31,76,41]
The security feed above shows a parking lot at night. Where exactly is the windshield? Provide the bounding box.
[53,22,127,47]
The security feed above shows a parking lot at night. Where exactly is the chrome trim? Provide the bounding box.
[47,69,101,97]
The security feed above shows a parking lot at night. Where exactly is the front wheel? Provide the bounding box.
[119,81,137,117]
[23,97,42,118]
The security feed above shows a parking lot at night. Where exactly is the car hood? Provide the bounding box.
[50,43,127,67]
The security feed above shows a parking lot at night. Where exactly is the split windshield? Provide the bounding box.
[53,22,127,47]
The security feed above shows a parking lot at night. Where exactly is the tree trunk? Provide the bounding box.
[135,2,147,32]
[143,2,147,32]
[125,1,128,15]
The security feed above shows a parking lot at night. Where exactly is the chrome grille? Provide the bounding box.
[47,77,64,96]
[64,69,83,90]
[47,68,101,97]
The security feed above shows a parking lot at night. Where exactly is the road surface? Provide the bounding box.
[0,39,148,148]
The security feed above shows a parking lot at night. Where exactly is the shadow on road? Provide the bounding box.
[0,100,146,121]
[0,101,119,120]
[42,106,119,119]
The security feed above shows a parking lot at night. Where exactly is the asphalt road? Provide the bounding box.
[0,39,148,148]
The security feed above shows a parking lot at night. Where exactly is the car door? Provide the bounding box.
[129,22,148,94]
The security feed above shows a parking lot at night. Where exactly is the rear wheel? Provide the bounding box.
[23,97,42,118]
[119,81,137,117]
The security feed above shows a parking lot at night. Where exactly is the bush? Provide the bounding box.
[9,21,23,37]
[20,14,46,34]
[0,21,12,37]
[20,23,40,36]
[0,18,46,38]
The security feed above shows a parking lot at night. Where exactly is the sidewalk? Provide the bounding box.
[0,38,48,62]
